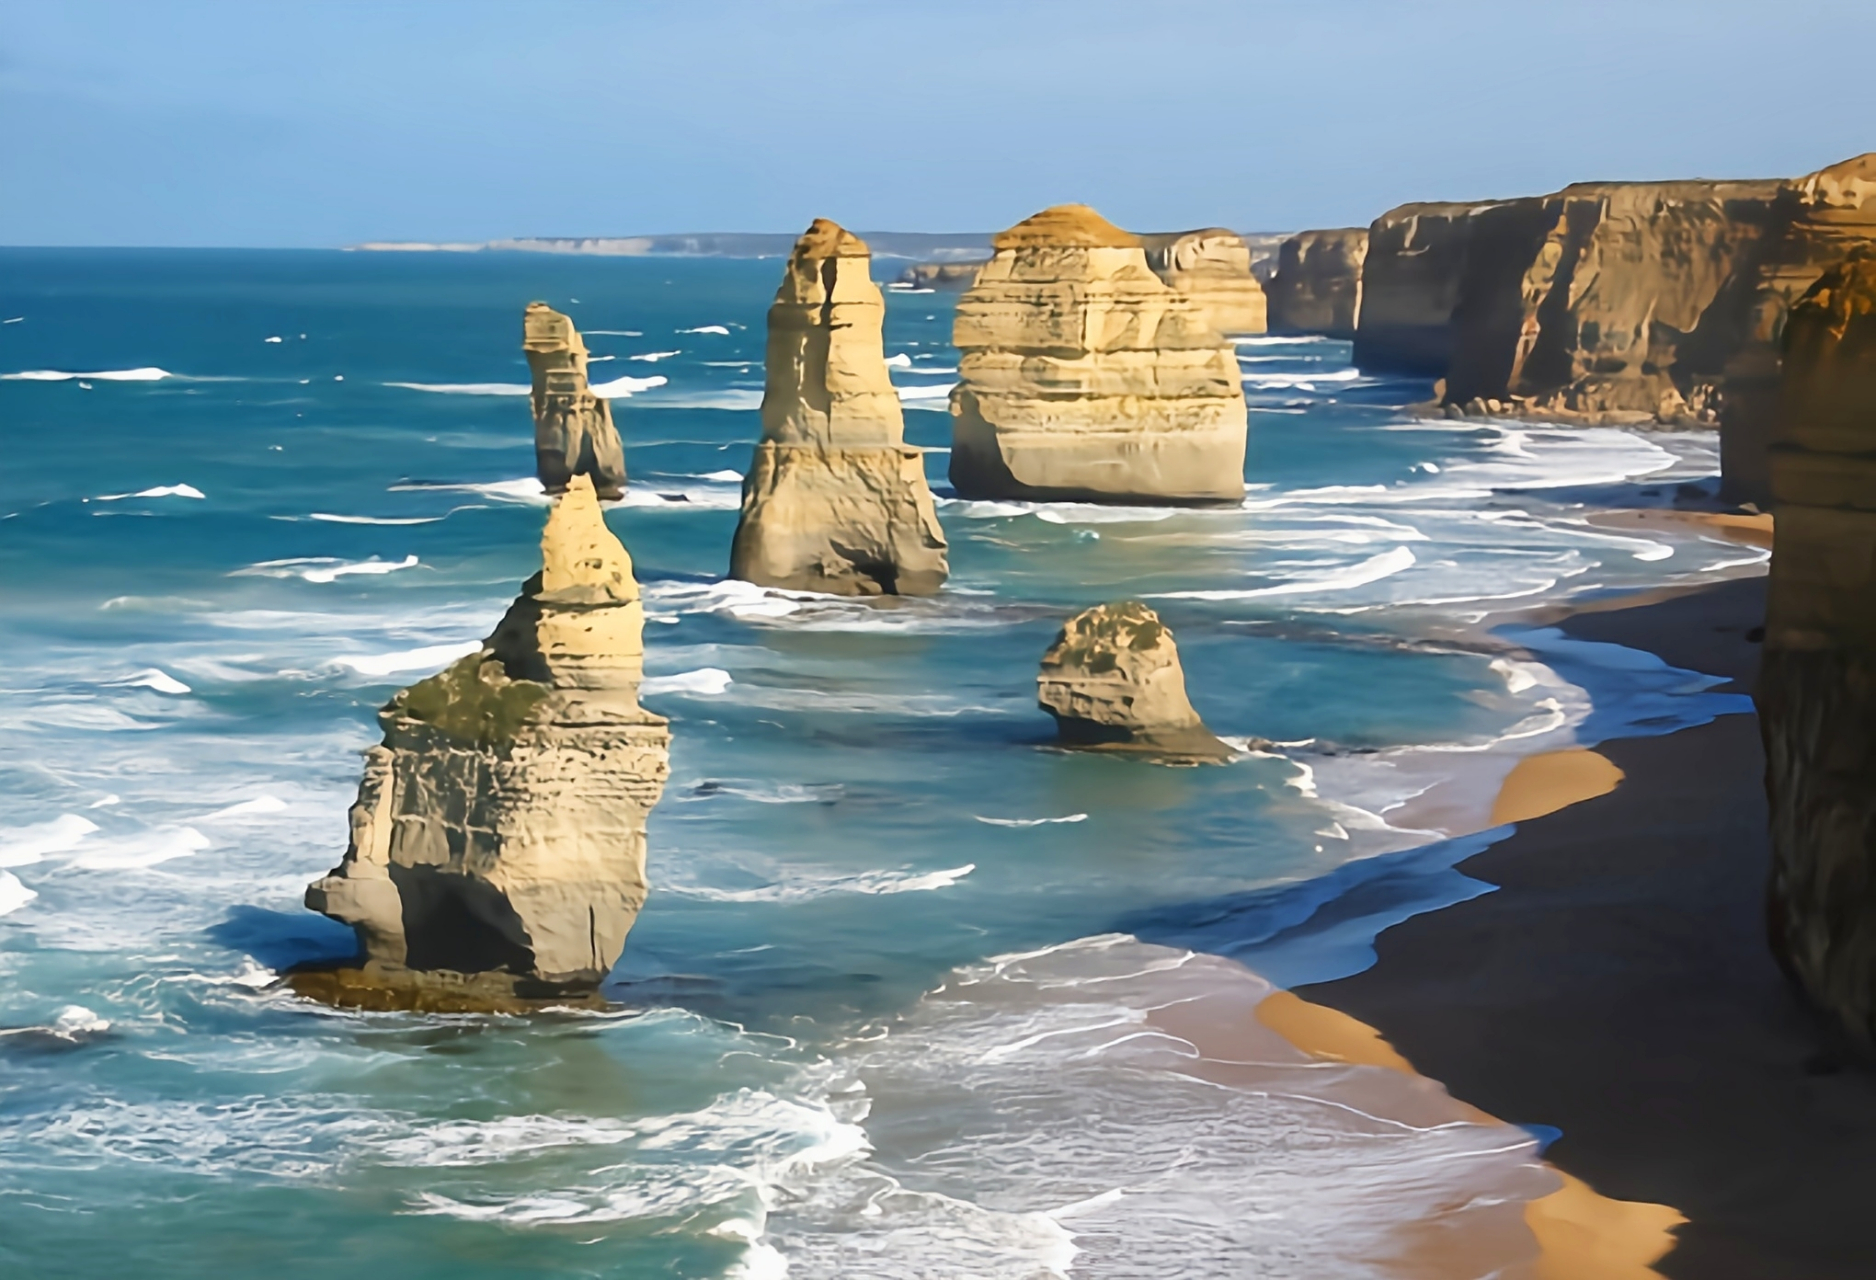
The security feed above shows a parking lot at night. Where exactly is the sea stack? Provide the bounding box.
[1722,154,1876,505]
[1038,601,1231,762]
[1139,228,1269,335]
[1759,252,1876,1051]
[296,476,670,1011]
[950,205,1248,505]
[525,302,627,500]
[1266,228,1368,340]
[729,219,948,595]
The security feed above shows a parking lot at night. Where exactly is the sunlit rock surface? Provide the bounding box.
[1140,228,1269,335]
[1038,600,1232,762]
[525,302,627,500]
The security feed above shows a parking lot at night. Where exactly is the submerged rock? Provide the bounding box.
[1759,252,1876,1051]
[950,205,1248,505]
[1037,600,1232,762]
[1139,228,1269,335]
[729,218,948,595]
[297,475,670,1011]
[1266,228,1368,340]
[525,302,627,500]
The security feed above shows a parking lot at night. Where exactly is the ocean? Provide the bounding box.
[0,248,1759,1277]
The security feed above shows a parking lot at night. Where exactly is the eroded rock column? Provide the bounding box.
[1038,600,1232,762]
[525,302,628,500]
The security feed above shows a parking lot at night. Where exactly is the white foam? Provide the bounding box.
[309,512,446,525]
[896,383,954,403]
[390,477,546,505]
[699,469,744,482]
[1155,545,1417,601]
[974,814,1089,827]
[1244,368,1366,390]
[641,667,734,697]
[201,796,289,821]
[0,814,100,867]
[95,484,206,501]
[50,1005,111,1037]
[264,336,283,343]
[679,325,731,336]
[384,381,530,396]
[333,641,480,677]
[0,871,34,916]
[235,554,420,584]
[69,826,210,870]
[104,668,192,695]
[884,353,912,368]
[630,351,681,362]
[3,367,173,381]
[593,373,670,398]
[666,863,975,902]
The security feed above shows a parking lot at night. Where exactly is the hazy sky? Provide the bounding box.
[4,0,1874,246]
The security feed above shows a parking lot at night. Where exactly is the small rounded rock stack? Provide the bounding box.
[1037,600,1232,762]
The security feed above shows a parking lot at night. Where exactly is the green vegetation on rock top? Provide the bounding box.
[392,652,549,747]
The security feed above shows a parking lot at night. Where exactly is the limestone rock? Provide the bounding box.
[298,476,670,1010]
[897,261,986,290]
[729,219,948,595]
[1353,200,1503,375]
[1266,228,1368,339]
[1140,228,1269,335]
[1759,252,1876,1051]
[1037,600,1231,761]
[1721,154,1876,505]
[950,204,1248,505]
[525,302,627,500]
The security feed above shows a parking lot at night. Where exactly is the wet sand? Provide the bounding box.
[1299,576,1876,1279]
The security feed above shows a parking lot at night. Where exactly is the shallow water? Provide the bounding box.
[0,250,1757,1276]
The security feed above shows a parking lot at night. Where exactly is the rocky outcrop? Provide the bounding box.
[1038,600,1231,761]
[1353,201,1503,375]
[897,261,986,290]
[295,476,670,1011]
[1759,253,1876,1051]
[949,205,1248,505]
[1139,229,1268,335]
[1266,228,1368,339]
[729,219,948,595]
[1722,155,1876,505]
[525,303,627,500]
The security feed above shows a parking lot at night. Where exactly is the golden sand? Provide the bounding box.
[1491,748,1626,826]
[1586,508,1774,550]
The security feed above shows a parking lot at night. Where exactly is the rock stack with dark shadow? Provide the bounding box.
[1759,251,1876,1052]
[1038,601,1233,763]
[729,219,948,595]
[294,476,670,1012]
[525,302,627,499]
[1266,228,1368,340]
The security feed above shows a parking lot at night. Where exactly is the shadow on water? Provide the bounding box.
[207,904,360,970]
[1117,828,1506,988]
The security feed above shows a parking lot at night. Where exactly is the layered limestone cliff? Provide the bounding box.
[525,302,627,499]
[1139,228,1268,335]
[1759,253,1876,1051]
[1266,228,1368,339]
[897,261,985,290]
[729,219,948,595]
[1722,155,1876,504]
[1038,600,1231,761]
[295,476,670,1011]
[1352,201,1503,375]
[950,205,1248,505]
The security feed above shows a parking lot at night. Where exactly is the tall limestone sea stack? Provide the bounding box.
[1139,228,1268,335]
[729,219,948,595]
[1038,600,1231,762]
[950,205,1248,505]
[1266,228,1368,339]
[1758,253,1876,1052]
[525,302,628,500]
[295,476,670,1011]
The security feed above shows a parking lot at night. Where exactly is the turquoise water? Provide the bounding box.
[0,250,1757,1277]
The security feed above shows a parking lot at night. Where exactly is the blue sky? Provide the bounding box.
[3,0,1873,246]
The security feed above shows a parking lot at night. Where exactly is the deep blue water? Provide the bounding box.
[0,249,1758,1278]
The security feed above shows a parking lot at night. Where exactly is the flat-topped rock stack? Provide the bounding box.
[1266,228,1368,340]
[950,205,1248,505]
[1038,600,1232,763]
[1139,228,1268,335]
[295,476,670,1011]
[1758,252,1876,1052]
[729,219,948,595]
[525,302,627,500]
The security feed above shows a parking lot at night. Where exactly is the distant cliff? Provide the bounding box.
[1138,229,1268,335]
[1266,228,1367,339]
[351,232,995,259]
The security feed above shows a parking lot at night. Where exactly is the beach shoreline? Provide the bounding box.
[1290,575,1876,1278]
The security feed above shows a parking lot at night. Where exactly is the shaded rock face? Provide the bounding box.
[1139,228,1269,335]
[1759,253,1876,1051]
[950,205,1248,505]
[1722,155,1876,505]
[729,219,948,595]
[299,476,670,1010]
[525,303,627,500]
[1038,601,1231,761]
[1352,201,1502,375]
[897,261,985,290]
[1266,228,1368,339]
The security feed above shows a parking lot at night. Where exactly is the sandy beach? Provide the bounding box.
[1295,576,1876,1279]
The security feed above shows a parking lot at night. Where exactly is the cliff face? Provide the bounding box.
[1038,600,1231,761]
[1266,228,1368,339]
[1722,155,1876,505]
[729,219,948,595]
[525,303,628,500]
[1759,253,1876,1051]
[1353,201,1508,374]
[297,476,670,1010]
[1139,228,1269,335]
[897,261,985,290]
[950,204,1248,505]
